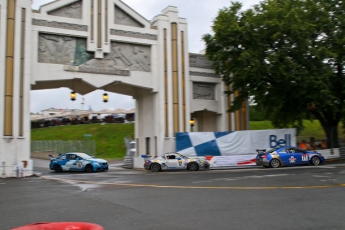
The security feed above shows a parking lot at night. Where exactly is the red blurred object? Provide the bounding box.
[12,222,104,230]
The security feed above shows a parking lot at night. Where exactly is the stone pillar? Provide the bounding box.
[152,6,190,142]
[0,0,33,177]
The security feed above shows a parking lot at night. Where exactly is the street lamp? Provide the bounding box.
[190,118,195,132]
[70,91,76,101]
[103,93,108,103]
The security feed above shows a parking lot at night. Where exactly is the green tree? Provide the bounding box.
[203,0,345,148]
[249,105,266,121]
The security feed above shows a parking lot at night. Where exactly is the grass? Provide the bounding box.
[31,120,345,159]
[31,123,135,159]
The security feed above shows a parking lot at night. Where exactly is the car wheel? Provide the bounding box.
[188,162,199,171]
[53,164,62,173]
[311,156,321,166]
[151,163,161,172]
[85,164,94,173]
[269,159,280,168]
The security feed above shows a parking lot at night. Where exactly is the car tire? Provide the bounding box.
[53,164,62,173]
[151,163,161,172]
[85,164,94,173]
[269,159,280,168]
[310,156,321,166]
[188,162,199,171]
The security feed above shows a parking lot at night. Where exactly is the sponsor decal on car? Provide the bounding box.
[289,156,296,163]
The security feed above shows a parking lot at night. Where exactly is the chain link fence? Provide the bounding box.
[31,140,96,157]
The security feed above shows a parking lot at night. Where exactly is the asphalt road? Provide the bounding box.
[1,159,345,230]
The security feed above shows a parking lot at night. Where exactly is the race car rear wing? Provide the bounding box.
[256,149,266,153]
[141,155,152,161]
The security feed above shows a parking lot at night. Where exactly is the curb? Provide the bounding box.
[325,157,345,163]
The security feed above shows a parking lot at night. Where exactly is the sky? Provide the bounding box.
[30,0,260,113]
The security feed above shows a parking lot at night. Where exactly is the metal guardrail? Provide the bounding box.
[31,140,96,156]
[123,156,134,169]
[123,137,135,168]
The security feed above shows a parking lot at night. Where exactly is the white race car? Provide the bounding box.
[143,152,210,172]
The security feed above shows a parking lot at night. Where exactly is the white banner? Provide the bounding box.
[177,129,297,157]
[216,129,296,155]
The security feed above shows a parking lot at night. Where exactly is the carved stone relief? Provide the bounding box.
[32,19,87,31]
[74,39,94,66]
[110,29,157,40]
[189,54,213,69]
[190,71,220,78]
[82,42,151,72]
[115,5,144,28]
[38,34,151,74]
[78,66,130,76]
[38,33,77,65]
[193,82,215,100]
[48,0,83,19]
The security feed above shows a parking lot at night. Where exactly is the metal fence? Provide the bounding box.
[31,140,96,156]
[123,136,134,168]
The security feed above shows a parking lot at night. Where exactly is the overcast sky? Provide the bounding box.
[30,0,260,113]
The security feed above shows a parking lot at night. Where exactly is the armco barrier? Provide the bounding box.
[12,222,104,230]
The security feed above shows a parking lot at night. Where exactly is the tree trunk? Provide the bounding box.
[321,124,339,148]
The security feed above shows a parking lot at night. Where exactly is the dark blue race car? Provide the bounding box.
[256,146,325,168]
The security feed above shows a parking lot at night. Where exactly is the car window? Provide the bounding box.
[293,148,303,153]
[167,155,176,160]
[76,153,93,160]
[68,155,77,160]
[284,148,293,153]
[59,155,66,160]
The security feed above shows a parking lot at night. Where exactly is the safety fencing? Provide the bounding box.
[31,140,96,159]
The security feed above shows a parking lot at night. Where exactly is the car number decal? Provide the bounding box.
[302,154,308,161]
[178,161,183,166]
[77,162,82,168]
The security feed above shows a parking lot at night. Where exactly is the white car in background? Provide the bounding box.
[143,152,210,172]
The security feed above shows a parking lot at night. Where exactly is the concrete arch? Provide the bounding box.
[0,0,248,177]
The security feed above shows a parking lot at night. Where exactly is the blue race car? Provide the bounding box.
[49,152,109,172]
[255,146,325,168]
